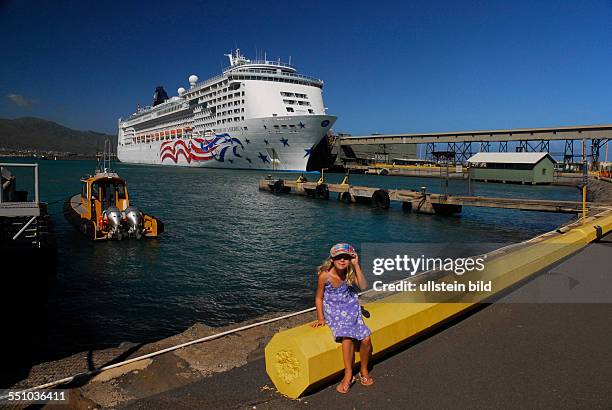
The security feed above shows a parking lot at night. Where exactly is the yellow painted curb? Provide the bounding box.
[265,211,612,398]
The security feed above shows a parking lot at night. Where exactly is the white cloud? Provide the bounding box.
[6,93,40,108]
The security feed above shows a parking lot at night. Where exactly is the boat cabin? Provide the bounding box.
[80,172,130,222]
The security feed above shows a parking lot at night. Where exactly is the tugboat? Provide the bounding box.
[64,141,163,240]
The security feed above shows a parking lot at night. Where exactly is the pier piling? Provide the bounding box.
[259,178,598,215]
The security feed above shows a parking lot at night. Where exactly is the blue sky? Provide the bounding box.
[1,0,611,136]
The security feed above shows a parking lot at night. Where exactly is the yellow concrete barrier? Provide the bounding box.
[265,211,612,398]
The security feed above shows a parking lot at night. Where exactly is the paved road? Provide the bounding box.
[124,238,612,409]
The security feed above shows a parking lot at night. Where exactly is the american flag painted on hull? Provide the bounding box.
[160,133,244,163]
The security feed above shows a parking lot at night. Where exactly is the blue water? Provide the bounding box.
[2,159,579,357]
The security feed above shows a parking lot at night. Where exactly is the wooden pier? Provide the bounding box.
[259,178,608,215]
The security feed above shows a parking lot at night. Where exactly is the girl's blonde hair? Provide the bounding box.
[317,257,356,285]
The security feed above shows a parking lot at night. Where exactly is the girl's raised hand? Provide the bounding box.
[310,318,326,328]
[351,252,359,267]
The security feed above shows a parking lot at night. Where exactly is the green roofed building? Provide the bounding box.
[467,152,556,184]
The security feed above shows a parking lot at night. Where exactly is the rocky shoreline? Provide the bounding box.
[10,312,318,408]
[588,177,612,203]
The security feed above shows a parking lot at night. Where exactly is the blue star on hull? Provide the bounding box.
[298,121,305,128]
[303,147,313,157]
[280,137,289,147]
[258,152,270,163]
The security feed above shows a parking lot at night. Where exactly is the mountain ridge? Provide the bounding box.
[0,117,115,156]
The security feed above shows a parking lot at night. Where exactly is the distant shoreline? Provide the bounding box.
[0,150,97,160]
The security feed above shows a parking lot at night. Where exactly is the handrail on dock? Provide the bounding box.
[0,162,39,204]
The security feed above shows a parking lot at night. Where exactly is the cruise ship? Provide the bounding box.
[117,49,336,171]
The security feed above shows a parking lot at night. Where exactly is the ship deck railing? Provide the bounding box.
[227,68,322,84]
[225,59,296,71]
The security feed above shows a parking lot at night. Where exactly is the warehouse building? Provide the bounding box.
[467,152,556,184]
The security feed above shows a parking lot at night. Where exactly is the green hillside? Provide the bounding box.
[0,117,115,156]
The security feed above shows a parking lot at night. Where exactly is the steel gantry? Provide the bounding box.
[563,140,575,165]
[590,138,610,169]
[516,140,550,153]
[342,124,612,165]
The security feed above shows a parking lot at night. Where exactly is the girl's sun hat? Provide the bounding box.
[330,242,355,258]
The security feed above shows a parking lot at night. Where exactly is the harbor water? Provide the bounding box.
[3,159,579,363]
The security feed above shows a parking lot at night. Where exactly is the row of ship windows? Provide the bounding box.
[215,100,244,109]
[286,107,315,113]
[193,84,312,109]
[204,91,245,104]
[217,117,244,124]
[129,121,252,144]
[131,133,192,143]
[128,116,317,143]
[197,79,231,93]
[219,108,245,116]
[198,108,245,120]
[188,81,240,101]
[283,99,311,106]
[189,78,318,103]
[157,104,184,116]
[186,80,231,99]
[195,117,246,124]
[280,92,308,99]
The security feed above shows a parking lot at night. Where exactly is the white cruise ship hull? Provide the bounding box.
[117,115,336,171]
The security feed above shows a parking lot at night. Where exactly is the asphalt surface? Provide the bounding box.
[123,237,612,409]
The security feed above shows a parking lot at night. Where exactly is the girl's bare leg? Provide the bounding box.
[341,338,355,384]
[359,336,372,377]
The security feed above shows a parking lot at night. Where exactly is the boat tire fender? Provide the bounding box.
[272,180,285,193]
[315,184,329,200]
[156,217,165,235]
[80,218,95,240]
[372,189,390,209]
[339,191,353,203]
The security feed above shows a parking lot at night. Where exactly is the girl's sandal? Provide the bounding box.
[336,376,355,394]
[358,373,375,386]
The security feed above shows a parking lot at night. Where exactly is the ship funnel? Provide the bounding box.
[152,86,169,107]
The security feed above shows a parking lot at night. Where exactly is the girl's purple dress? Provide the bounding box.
[323,273,371,342]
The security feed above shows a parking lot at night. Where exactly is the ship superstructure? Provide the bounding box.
[117,49,336,171]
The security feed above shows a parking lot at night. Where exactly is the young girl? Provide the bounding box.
[311,242,374,393]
